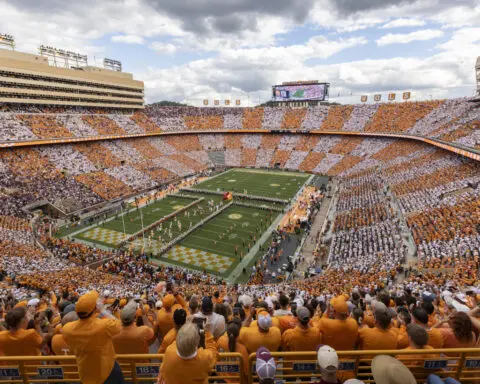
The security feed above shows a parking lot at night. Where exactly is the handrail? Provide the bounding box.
[247,349,480,384]
[0,128,478,162]
[0,353,243,384]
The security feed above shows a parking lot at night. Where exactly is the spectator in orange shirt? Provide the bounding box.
[411,307,443,349]
[158,308,186,353]
[159,322,218,384]
[62,291,123,384]
[397,324,435,366]
[239,313,281,354]
[357,304,397,350]
[157,293,186,340]
[0,307,44,356]
[282,306,322,351]
[216,320,249,382]
[437,312,476,349]
[318,296,358,350]
[113,301,154,354]
[51,311,78,355]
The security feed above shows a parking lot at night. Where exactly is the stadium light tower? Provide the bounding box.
[104,58,122,72]
[39,45,88,68]
[0,33,15,50]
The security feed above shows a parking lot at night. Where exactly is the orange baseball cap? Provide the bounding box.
[76,291,99,315]
[330,296,348,314]
[162,294,175,309]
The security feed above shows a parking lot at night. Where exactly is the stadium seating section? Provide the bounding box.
[0,99,479,384]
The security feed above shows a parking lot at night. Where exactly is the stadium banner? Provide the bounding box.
[388,93,396,101]
[360,95,368,102]
[214,100,219,106]
[203,99,208,106]
[403,91,411,100]
[225,100,230,105]
[374,94,381,102]
[236,99,241,105]
[272,82,328,101]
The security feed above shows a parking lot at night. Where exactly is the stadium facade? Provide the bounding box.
[0,49,144,109]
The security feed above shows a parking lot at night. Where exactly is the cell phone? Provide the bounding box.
[233,308,240,318]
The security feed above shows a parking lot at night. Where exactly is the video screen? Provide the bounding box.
[273,83,327,101]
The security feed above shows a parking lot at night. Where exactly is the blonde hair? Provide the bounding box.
[176,323,199,358]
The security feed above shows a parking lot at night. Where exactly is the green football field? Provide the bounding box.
[66,168,310,280]
[161,205,277,276]
[195,169,310,200]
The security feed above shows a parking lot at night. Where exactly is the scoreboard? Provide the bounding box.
[272,81,329,102]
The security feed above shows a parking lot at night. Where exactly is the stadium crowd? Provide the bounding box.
[0,99,480,383]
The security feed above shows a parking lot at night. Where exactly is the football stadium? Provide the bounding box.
[0,2,480,383]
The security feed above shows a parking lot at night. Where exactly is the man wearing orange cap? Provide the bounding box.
[62,291,123,384]
[317,296,358,351]
[156,291,186,340]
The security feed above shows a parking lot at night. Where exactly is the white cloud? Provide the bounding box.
[380,18,426,29]
[111,35,145,44]
[149,42,177,55]
[376,29,444,46]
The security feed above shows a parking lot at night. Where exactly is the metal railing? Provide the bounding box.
[0,353,243,384]
[3,349,480,384]
[247,349,480,384]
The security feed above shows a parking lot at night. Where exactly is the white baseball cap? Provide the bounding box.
[317,345,339,370]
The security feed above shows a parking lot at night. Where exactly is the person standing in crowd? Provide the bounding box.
[194,296,225,340]
[318,296,358,351]
[157,290,186,340]
[410,307,444,349]
[158,308,186,353]
[239,313,281,354]
[0,306,45,356]
[158,322,218,384]
[216,320,249,382]
[282,306,322,351]
[62,291,124,384]
[357,304,397,350]
[113,301,155,354]
[51,311,78,355]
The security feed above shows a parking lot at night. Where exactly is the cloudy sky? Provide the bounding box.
[1,0,479,105]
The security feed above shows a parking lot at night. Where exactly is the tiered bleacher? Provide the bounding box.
[0,99,479,384]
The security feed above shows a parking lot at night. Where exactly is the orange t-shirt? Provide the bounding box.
[358,327,398,350]
[427,328,444,349]
[397,326,409,349]
[282,325,322,351]
[216,334,249,378]
[440,328,476,349]
[157,304,183,339]
[238,326,281,354]
[112,324,154,354]
[317,318,358,350]
[158,328,177,353]
[0,329,42,356]
[276,315,298,333]
[397,345,437,367]
[51,334,73,355]
[160,336,218,384]
[62,316,121,384]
